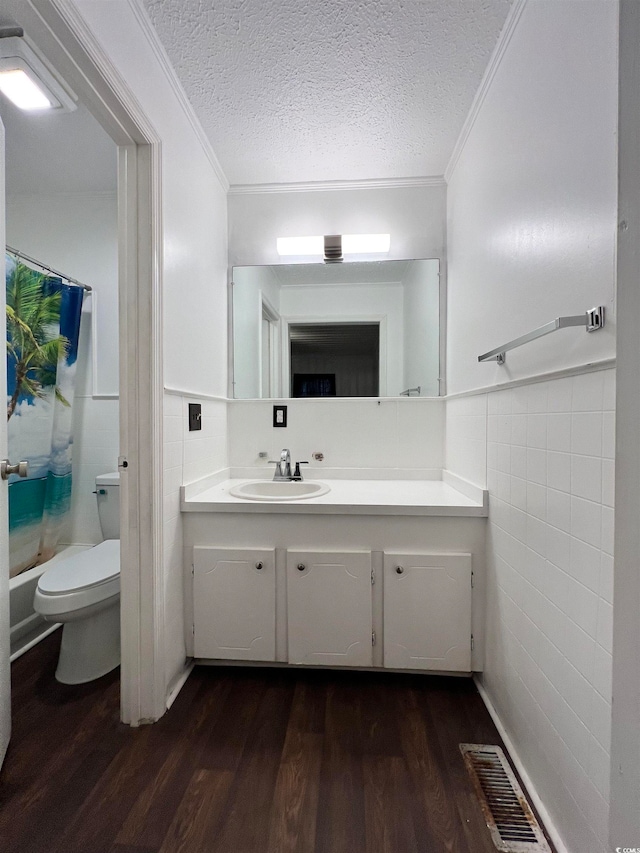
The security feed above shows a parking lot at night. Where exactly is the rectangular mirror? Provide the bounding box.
[231,259,440,398]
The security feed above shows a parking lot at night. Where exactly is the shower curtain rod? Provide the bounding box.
[6,245,92,292]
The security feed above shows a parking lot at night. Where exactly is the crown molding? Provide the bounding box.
[125,0,229,192]
[228,175,446,195]
[444,0,528,184]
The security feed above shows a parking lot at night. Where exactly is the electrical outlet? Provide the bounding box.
[188,403,202,431]
[273,405,287,427]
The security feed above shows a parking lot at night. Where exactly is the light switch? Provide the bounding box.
[273,405,287,427]
[189,403,202,431]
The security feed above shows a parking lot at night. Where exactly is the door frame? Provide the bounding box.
[282,315,388,397]
[24,0,166,724]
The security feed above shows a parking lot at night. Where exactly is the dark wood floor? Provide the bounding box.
[0,631,547,853]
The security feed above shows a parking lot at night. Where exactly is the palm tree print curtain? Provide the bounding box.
[6,252,84,577]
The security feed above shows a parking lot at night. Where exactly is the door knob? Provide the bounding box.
[396,566,404,574]
[1,459,28,480]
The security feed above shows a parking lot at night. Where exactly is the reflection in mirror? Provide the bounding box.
[231,259,440,399]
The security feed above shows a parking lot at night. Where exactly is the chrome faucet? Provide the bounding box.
[270,448,292,481]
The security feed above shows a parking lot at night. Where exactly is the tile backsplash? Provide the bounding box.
[227,398,445,474]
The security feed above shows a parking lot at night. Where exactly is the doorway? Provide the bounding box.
[0,0,164,763]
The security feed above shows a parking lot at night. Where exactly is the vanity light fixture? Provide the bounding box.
[0,28,76,112]
[276,233,391,263]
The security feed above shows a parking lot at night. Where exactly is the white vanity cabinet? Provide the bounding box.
[286,550,373,667]
[383,552,472,672]
[184,496,487,673]
[192,547,276,661]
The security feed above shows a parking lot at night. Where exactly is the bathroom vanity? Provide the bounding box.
[181,473,488,675]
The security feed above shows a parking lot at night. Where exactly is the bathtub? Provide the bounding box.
[9,545,91,661]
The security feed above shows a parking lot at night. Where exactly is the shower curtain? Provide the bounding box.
[6,252,84,577]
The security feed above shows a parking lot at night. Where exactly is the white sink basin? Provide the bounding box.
[229,480,330,501]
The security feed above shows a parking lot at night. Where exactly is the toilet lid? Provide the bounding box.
[38,540,120,595]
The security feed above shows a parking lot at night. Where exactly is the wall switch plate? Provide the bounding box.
[189,403,202,431]
[273,405,287,427]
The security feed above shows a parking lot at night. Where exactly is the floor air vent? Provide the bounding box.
[460,744,552,852]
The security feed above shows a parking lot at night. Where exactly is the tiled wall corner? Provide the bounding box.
[482,369,614,853]
[445,394,488,487]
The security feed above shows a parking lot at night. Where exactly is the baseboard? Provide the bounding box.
[10,622,61,662]
[474,676,570,853]
[165,661,194,711]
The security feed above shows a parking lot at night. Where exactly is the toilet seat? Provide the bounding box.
[34,539,120,619]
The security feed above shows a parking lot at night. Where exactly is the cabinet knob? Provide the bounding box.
[255,561,263,571]
[396,566,404,574]
[297,563,306,572]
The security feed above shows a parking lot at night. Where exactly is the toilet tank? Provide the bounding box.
[95,472,120,540]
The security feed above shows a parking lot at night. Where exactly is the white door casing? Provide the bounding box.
[28,0,165,724]
[0,118,11,769]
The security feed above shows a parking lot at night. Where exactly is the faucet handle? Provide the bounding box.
[292,461,309,481]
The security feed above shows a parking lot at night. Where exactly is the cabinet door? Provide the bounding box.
[384,552,472,672]
[193,547,276,661]
[287,550,372,667]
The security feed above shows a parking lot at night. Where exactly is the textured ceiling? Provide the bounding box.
[143,0,513,186]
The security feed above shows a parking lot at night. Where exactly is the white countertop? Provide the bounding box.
[181,476,488,517]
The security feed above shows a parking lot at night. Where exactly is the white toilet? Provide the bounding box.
[34,472,121,684]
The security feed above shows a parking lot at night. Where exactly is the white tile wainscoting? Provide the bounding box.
[446,367,614,853]
[163,391,228,696]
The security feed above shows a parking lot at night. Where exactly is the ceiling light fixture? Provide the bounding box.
[276,233,391,263]
[0,28,76,112]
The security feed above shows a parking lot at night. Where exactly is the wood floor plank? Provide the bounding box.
[416,683,501,853]
[400,688,473,853]
[266,731,323,853]
[314,682,367,853]
[265,679,325,853]
[157,768,234,853]
[116,678,231,848]
[363,755,420,853]
[209,679,294,853]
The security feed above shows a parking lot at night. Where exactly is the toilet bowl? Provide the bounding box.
[33,472,121,684]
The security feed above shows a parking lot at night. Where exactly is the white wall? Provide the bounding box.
[232,265,281,398]
[228,183,446,267]
[228,398,444,475]
[446,1,618,396]
[445,3,619,851]
[74,0,229,699]
[6,192,120,546]
[403,259,440,396]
